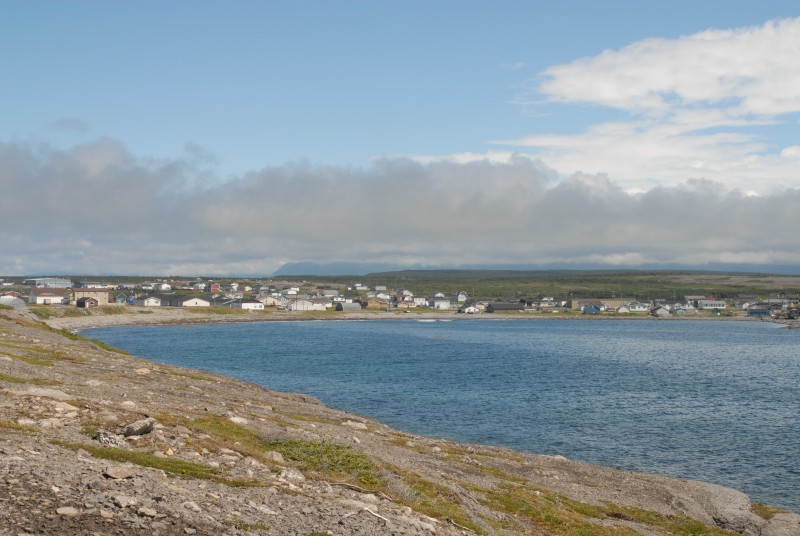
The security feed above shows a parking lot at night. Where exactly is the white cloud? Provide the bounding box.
[494,17,800,193]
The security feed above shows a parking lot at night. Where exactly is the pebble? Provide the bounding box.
[56,506,79,517]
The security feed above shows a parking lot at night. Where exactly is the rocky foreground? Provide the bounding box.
[1,307,798,536]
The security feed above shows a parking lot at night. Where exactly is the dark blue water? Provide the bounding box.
[85,319,800,512]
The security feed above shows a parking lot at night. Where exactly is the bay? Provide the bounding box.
[85,318,800,512]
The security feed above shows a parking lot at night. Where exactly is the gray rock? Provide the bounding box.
[137,507,158,517]
[123,417,156,437]
[104,463,137,480]
[182,501,202,513]
[56,506,80,517]
[112,495,137,508]
[278,468,306,483]
[94,430,126,448]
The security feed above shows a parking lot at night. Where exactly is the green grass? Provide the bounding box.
[264,438,380,488]
[477,483,738,536]
[157,414,381,488]
[0,372,62,385]
[52,440,259,487]
[28,305,55,319]
[389,465,481,533]
[57,328,129,354]
[751,502,789,520]
[0,419,38,433]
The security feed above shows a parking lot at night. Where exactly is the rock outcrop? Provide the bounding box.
[1,307,797,535]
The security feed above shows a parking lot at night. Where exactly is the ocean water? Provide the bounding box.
[85,319,800,512]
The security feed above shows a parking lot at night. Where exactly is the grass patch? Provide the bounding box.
[158,368,212,381]
[0,419,38,433]
[61,308,90,317]
[52,440,259,487]
[0,372,62,385]
[234,523,270,531]
[477,483,738,536]
[389,465,481,533]
[157,414,381,488]
[28,306,55,319]
[265,438,380,488]
[58,328,129,355]
[751,502,789,520]
[2,350,56,366]
[0,304,13,310]
[100,306,128,315]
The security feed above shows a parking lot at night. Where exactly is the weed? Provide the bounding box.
[0,372,62,385]
[751,502,789,520]
[265,439,380,488]
[389,465,480,533]
[52,440,259,487]
[0,419,38,433]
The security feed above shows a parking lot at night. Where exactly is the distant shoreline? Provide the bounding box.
[36,304,783,332]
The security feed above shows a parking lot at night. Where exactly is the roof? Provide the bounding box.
[31,288,65,297]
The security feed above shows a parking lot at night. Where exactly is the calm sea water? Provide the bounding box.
[85,319,799,512]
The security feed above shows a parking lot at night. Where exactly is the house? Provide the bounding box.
[286,298,326,312]
[240,299,264,310]
[627,302,651,313]
[412,296,428,307]
[76,297,99,308]
[29,288,67,305]
[258,296,281,307]
[615,305,631,313]
[335,302,362,312]
[374,285,387,291]
[320,289,339,298]
[650,306,671,317]
[363,298,391,309]
[158,295,210,307]
[458,304,480,314]
[140,297,161,307]
[208,283,222,293]
[428,296,452,310]
[583,304,601,314]
[24,277,71,288]
[485,302,524,313]
[452,291,469,303]
[747,306,771,317]
[180,296,211,307]
[697,300,727,310]
[70,288,111,306]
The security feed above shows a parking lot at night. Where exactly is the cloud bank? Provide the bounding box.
[2,138,800,276]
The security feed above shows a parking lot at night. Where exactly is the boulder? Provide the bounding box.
[122,417,156,437]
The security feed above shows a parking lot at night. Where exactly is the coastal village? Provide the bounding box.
[2,276,799,319]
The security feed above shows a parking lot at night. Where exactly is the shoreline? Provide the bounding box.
[36,304,780,332]
[1,306,798,534]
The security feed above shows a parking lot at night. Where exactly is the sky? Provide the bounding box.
[2,1,800,276]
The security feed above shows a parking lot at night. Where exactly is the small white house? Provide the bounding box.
[142,297,161,307]
[287,298,326,312]
[29,288,66,305]
[240,299,264,310]
[429,296,452,310]
[698,300,727,310]
[181,297,210,307]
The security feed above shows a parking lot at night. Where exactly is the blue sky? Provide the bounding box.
[2,2,800,275]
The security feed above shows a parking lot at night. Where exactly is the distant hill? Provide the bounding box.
[272,261,800,277]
